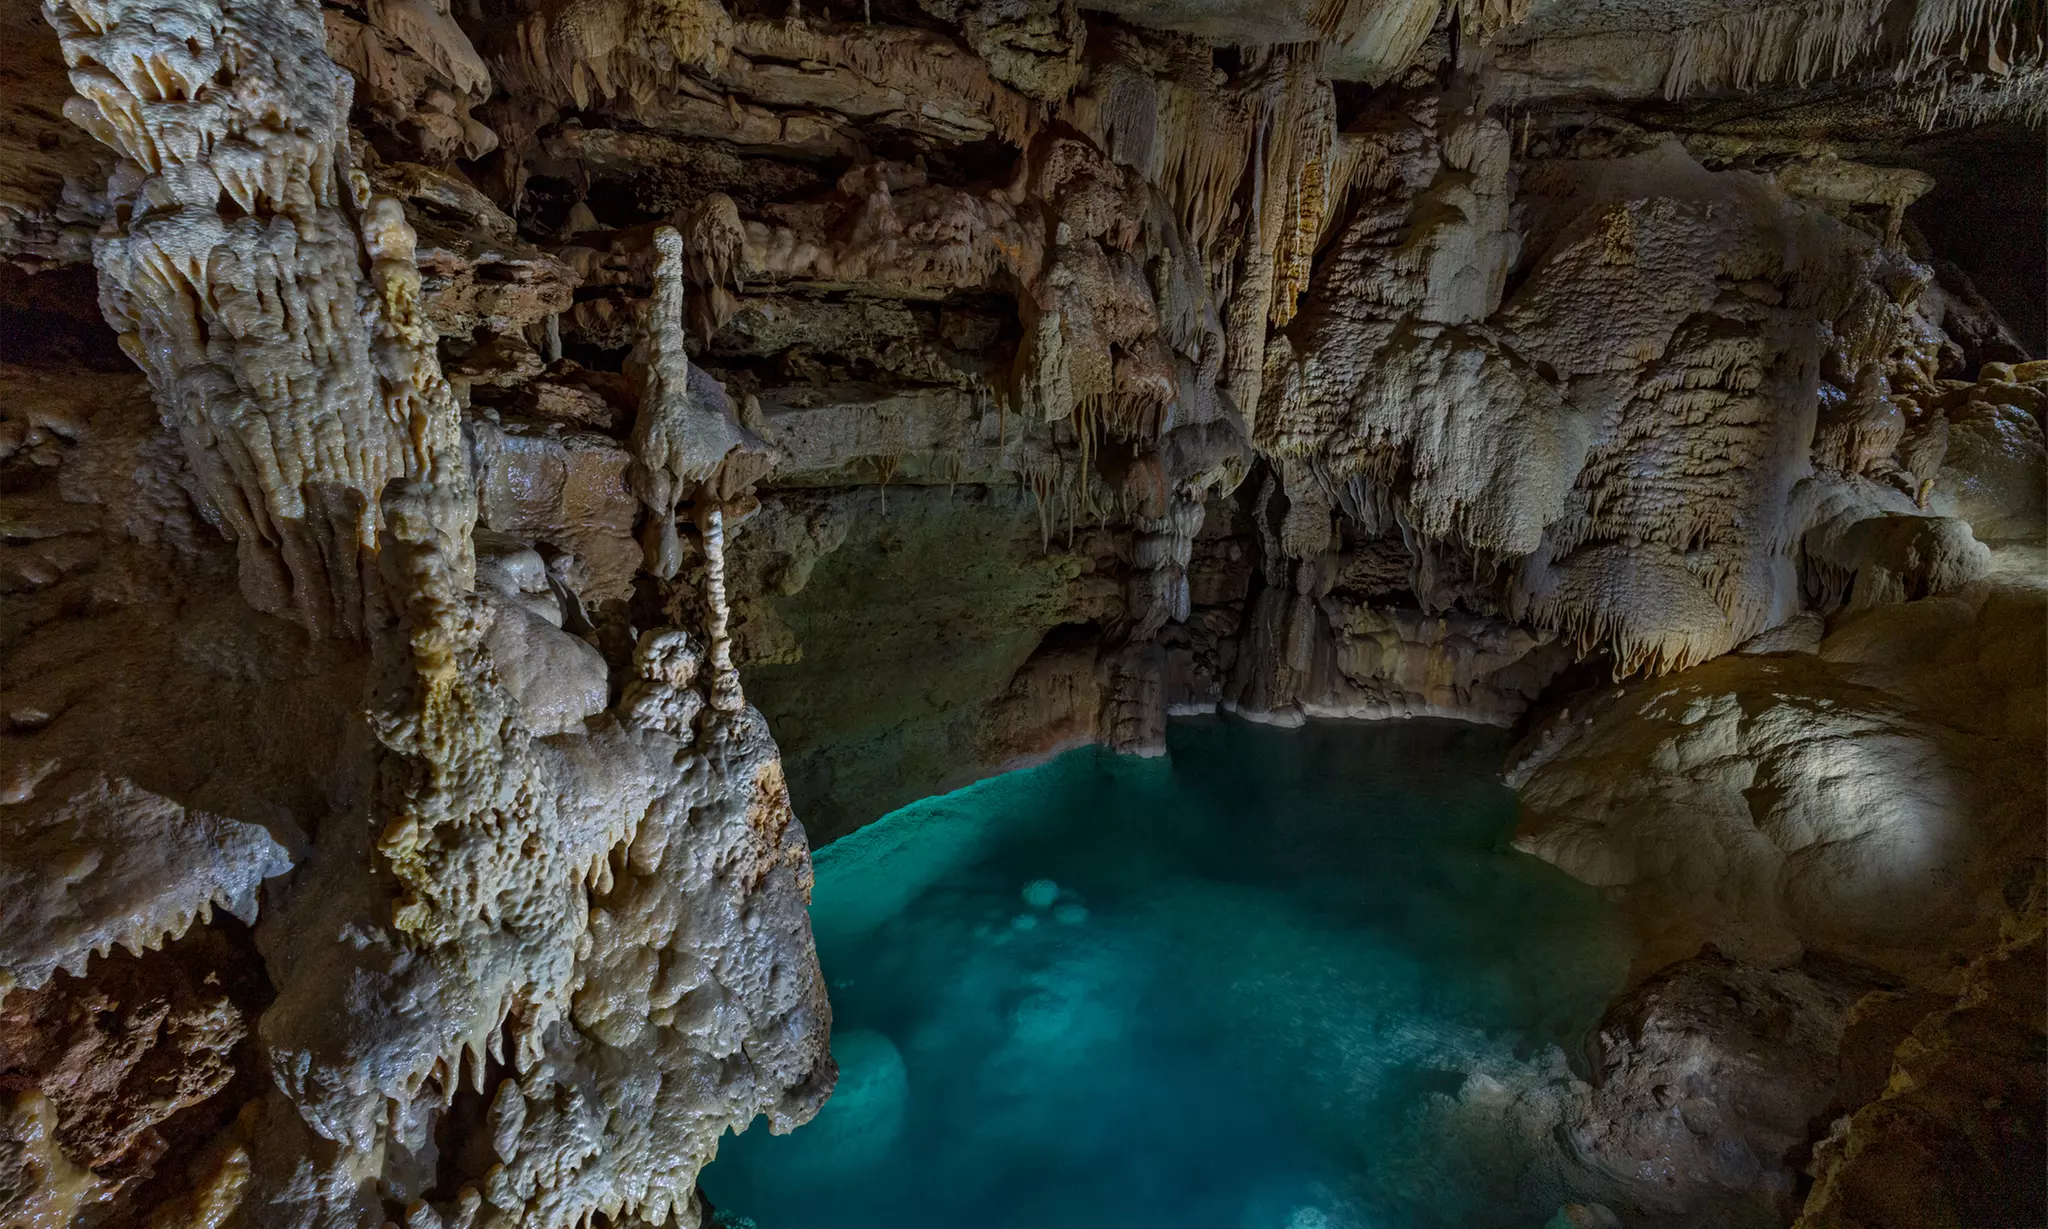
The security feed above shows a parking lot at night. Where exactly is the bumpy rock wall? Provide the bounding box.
[0,0,2041,1222]
[5,1,834,1225]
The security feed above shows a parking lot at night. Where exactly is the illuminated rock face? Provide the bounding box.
[1510,552,2045,983]
[0,0,2040,1223]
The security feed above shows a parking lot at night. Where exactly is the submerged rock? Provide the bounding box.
[771,1029,908,1179]
[1546,1204,1624,1229]
[0,0,2039,1217]
[1567,951,1892,1223]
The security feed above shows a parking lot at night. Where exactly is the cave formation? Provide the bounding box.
[0,0,2041,1222]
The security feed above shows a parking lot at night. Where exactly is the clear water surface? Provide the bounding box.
[703,717,1633,1229]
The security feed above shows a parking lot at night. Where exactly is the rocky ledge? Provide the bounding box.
[0,0,2041,1222]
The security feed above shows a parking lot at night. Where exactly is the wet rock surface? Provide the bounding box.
[0,0,2041,1221]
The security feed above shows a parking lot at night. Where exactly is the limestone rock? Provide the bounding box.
[737,485,1105,840]
[1511,554,2045,981]
[0,777,291,995]
[472,419,642,606]
[479,599,610,736]
[1926,368,2048,545]
[0,0,2040,1220]
[1737,611,1826,654]
[0,927,260,1217]
[1568,951,1883,1223]
[1795,903,2048,1228]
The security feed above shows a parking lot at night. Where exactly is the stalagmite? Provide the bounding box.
[2,0,2041,1220]
[629,225,748,578]
[702,505,744,712]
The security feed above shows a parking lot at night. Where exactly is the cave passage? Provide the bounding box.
[702,718,1634,1228]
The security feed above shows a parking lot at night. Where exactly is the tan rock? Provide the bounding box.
[1512,552,2046,982]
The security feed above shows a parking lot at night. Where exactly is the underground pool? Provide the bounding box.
[701,717,1637,1229]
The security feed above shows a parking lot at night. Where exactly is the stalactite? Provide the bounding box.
[45,0,437,637]
[12,0,2042,1223]
[1223,43,1337,434]
[499,0,732,111]
[1661,0,2044,100]
[1070,32,1252,251]
[872,451,902,514]
[701,506,744,711]
[629,225,746,578]
[1031,471,1053,551]
[680,191,748,340]
[1663,0,1888,97]
[730,18,1039,145]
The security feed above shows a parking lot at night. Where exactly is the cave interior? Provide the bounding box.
[0,0,2043,1223]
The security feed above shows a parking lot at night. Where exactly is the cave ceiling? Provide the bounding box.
[0,0,2042,1224]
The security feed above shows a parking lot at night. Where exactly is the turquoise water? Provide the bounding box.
[704,718,1634,1229]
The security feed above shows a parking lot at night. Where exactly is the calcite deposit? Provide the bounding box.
[0,0,2040,1220]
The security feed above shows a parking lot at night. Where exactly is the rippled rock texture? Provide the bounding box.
[0,0,2041,1221]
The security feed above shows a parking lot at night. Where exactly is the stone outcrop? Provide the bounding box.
[1510,542,2045,982]
[1506,367,2045,1224]
[1563,950,1920,1226]
[1797,888,2046,1229]
[0,0,2040,1221]
[3,1,834,1218]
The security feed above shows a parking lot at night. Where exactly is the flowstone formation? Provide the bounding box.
[3,0,832,1223]
[0,0,2041,1221]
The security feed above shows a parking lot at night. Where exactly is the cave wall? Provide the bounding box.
[0,0,2043,1223]
[1905,124,2048,356]
[737,484,1109,840]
